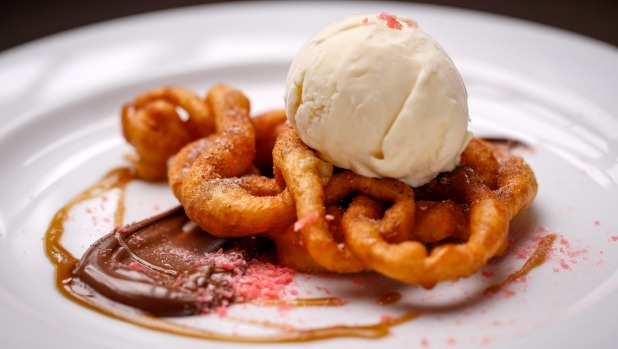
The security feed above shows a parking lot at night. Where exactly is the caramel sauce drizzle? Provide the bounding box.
[484,234,557,295]
[43,167,419,342]
[251,297,347,307]
[45,167,134,297]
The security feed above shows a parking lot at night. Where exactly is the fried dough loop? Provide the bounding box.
[122,84,538,288]
[121,86,214,180]
[167,84,296,238]
[273,125,364,273]
[270,127,536,287]
[342,168,509,288]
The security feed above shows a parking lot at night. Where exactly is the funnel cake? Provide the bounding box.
[121,84,538,288]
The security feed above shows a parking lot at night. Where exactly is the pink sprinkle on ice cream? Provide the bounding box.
[378,12,403,30]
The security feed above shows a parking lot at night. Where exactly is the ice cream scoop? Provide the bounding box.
[285,13,472,187]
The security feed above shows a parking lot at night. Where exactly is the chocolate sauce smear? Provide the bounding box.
[73,206,271,316]
[45,168,420,342]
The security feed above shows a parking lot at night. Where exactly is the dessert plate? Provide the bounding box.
[1,2,617,348]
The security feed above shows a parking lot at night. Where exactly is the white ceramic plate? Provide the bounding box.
[1,2,617,348]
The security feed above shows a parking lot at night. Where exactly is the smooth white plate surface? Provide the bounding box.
[1,2,617,348]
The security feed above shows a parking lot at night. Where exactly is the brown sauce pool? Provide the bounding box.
[44,167,418,342]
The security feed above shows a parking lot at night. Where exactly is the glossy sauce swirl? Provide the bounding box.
[74,206,272,316]
[44,168,418,342]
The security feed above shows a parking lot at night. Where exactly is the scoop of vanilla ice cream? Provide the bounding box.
[285,13,473,187]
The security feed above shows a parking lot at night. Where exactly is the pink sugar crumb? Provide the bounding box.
[332,298,348,306]
[560,259,571,270]
[215,306,228,317]
[594,220,601,226]
[277,304,292,314]
[481,336,493,345]
[481,270,494,278]
[502,288,516,298]
[567,248,588,258]
[610,236,618,242]
[361,17,369,24]
[378,12,403,30]
[216,260,238,271]
[380,314,394,323]
[536,226,550,233]
[172,275,187,288]
[294,211,319,232]
[420,338,430,347]
[315,286,332,295]
[235,260,295,301]
[515,250,528,260]
[128,261,147,272]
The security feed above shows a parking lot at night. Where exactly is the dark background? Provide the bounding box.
[1,0,617,53]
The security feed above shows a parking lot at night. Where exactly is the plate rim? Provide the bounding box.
[1,1,617,348]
